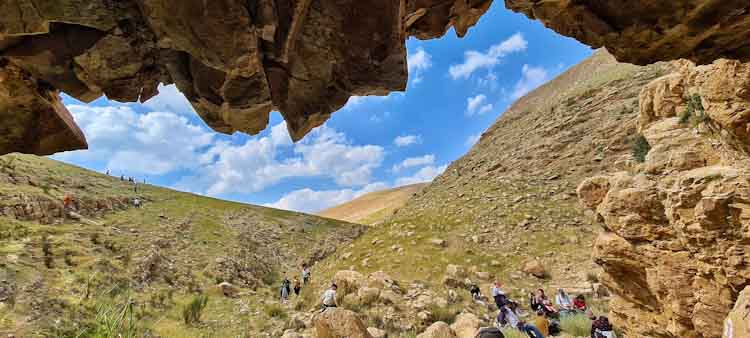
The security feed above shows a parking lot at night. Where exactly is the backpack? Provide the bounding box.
[475,327,504,338]
[549,321,561,335]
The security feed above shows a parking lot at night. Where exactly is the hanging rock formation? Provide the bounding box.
[4,1,750,155]
[506,0,750,65]
[579,59,750,338]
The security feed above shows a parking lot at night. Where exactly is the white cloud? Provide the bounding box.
[266,182,389,213]
[465,133,481,147]
[141,84,195,115]
[392,154,435,172]
[179,122,385,196]
[407,47,433,86]
[510,65,551,100]
[393,134,422,147]
[395,165,447,186]
[449,33,527,80]
[55,105,214,175]
[465,94,493,116]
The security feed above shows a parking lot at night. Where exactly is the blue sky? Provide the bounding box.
[54,3,592,213]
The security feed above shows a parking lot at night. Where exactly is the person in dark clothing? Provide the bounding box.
[590,315,615,338]
[293,277,301,296]
[470,284,481,300]
[491,281,507,309]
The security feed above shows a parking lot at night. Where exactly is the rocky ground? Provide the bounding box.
[0,154,365,337]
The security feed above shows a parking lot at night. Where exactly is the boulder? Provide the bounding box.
[446,265,467,279]
[281,330,303,338]
[357,287,381,305]
[367,327,387,338]
[430,238,447,247]
[313,308,373,338]
[450,313,482,338]
[522,260,547,278]
[218,282,239,298]
[417,321,457,338]
[724,286,750,338]
[333,270,365,294]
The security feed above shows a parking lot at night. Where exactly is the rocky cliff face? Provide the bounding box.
[3,1,750,156]
[578,60,750,338]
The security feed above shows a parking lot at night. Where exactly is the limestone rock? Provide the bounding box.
[505,1,750,65]
[333,270,365,294]
[522,260,547,278]
[218,282,238,298]
[724,286,750,338]
[367,327,387,338]
[417,321,457,338]
[313,308,372,338]
[450,312,481,338]
[446,264,467,279]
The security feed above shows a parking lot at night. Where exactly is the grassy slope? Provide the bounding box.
[317,183,428,225]
[0,154,364,337]
[308,50,670,314]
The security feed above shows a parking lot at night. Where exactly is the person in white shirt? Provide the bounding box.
[302,264,311,284]
[320,284,338,309]
[491,280,507,308]
[555,288,574,316]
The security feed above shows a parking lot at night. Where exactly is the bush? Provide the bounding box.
[560,314,592,336]
[182,294,209,325]
[263,303,287,319]
[632,134,651,163]
[78,298,141,338]
[679,93,708,125]
[426,304,458,324]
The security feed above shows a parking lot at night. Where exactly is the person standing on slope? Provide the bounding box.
[302,263,311,284]
[280,277,291,302]
[293,277,302,296]
[491,280,507,309]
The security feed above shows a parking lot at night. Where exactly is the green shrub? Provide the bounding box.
[679,93,707,125]
[182,294,209,325]
[632,134,651,163]
[78,298,140,338]
[263,303,287,319]
[426,304,458,324]
[560,314,592,336]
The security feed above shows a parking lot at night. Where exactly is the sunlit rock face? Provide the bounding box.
[506,1,750,65]
[579,59,750,338]
[0,0,492,155]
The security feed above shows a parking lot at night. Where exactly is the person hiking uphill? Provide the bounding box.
[293,277,301,296]
[302,264,311,284]
[491,280,507,309]
[470,283,482,300]
[320,283,338,310]
[280,277,291,302]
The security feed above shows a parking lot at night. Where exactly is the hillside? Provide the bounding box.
[318,183,427,225]
[285,50,671,335]
[0,154,365,337]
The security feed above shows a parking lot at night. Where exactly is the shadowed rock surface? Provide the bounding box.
[3,1,750,155]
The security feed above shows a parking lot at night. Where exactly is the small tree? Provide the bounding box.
[632,134,651,163]
[679,94,707,125]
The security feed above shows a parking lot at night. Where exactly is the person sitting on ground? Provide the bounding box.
[280,277,291,302]
[555,288,574,316]
[533,310,550,337]
[320,283,338,309]
[302,264,311,284]
[492,280,507,309]
[293,277,301,296]
[470,283,482,300]
[535,289,559,318]
[497,301,546,338]
[574,294,587,312]
[590,315,616,338]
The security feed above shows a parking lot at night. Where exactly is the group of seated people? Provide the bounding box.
[470,281,615,338]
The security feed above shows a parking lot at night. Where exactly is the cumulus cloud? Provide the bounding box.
[407,47,433,86]
[392,154,435,172]
[393,134,422,147]
[510,65,551,100]
[395,165,447,186]
[449,33,527,80]
[178,122,385,196]
[141,84,195,115]
[55,105,214,175]
[265,182,389,213]
[465,133,481,147]
[465,94,493,116]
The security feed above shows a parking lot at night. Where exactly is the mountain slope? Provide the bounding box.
[317,183,427,224]
[0,154,364,337]
[290,50,671,335]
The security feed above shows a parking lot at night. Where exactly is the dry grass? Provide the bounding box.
[317,183,427,224]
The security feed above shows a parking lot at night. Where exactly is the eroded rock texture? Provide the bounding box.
[0,0,493,155]
[579,60,750,337]
[506,1,750,65]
